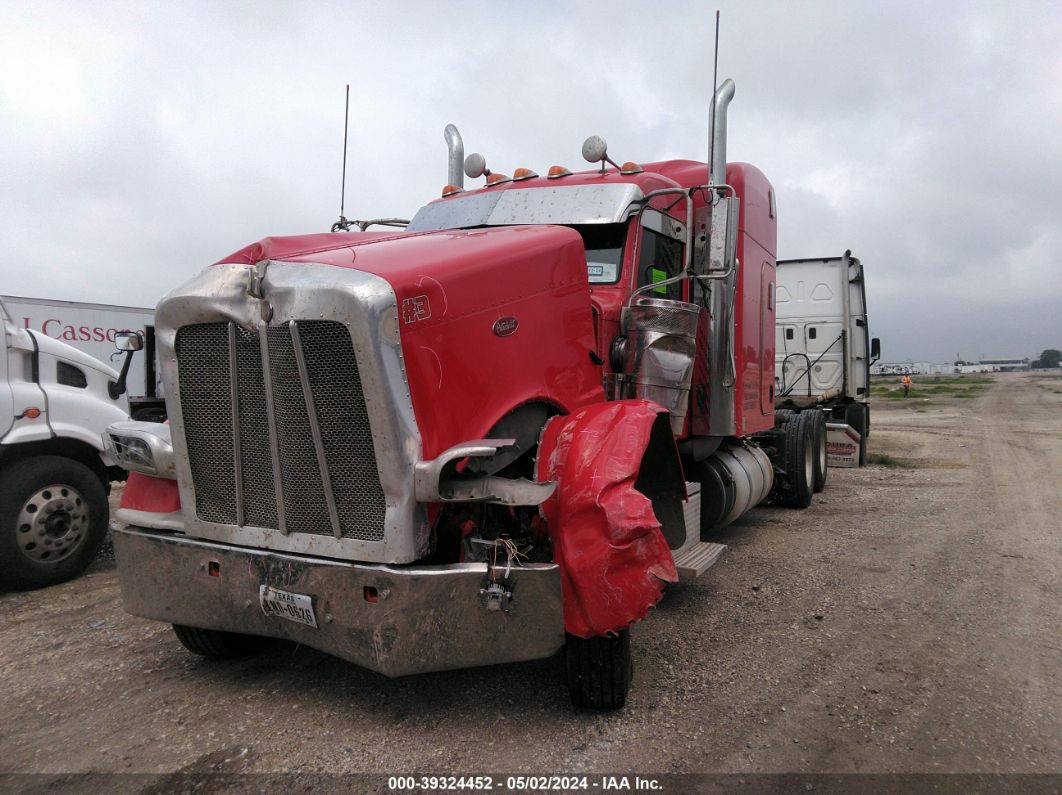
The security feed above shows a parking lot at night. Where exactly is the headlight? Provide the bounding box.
[104,421,176,479]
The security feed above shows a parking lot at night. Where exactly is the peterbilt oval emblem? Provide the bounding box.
[492,316,519,337]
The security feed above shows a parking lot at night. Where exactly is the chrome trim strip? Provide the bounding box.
[227,322,244,527]
[257,322,287,535]
[289,320,342,540]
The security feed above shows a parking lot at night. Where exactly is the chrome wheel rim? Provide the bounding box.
[16,484,88,564]
[803,438,814,487]
[817,428,827,475]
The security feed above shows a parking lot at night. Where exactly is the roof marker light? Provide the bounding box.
[486,173,511,186]
[441,184,464,197]
[547,165,572,179]
[620,162,644,175]
[513,167,538,181]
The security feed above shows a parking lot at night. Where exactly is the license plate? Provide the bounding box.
[259,585,318,628]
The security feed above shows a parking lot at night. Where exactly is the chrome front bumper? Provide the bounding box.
[114,527,565,677]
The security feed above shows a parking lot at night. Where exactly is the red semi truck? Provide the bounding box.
[105,79,827,708]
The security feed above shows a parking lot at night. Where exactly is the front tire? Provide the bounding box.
[0,456,109,589]
[172,625,264,658]
[565,629,632,710]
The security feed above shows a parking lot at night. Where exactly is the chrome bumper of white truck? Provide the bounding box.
[113,526,565,677]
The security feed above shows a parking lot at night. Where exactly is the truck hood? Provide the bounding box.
[212,225,602,460]
[216,226,590,333]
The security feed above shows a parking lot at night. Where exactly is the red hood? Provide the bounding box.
[215,226,583,325]
[219,226,604,459]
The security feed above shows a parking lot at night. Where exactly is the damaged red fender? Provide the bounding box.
[536,400,679,638]
[120,472,181,513]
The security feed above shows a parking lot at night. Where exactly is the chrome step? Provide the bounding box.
[671,482,727,580]
[672,541,727,580]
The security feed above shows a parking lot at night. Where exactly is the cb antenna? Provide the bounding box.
[332,84,353,232]
[708,10,720,188]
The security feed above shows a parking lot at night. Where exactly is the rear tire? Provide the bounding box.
[565,629,632,710]
[172,625,264,658]
[846,403,868,466]
[780,413,815,508]
[0,456,109,589]
[811,411,828,493]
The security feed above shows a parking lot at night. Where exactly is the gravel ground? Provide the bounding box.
[1,373,1059,781]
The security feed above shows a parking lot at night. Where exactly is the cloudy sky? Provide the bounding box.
[2,0,1060,363]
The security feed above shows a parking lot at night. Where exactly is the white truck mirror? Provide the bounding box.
[115,331,144,352]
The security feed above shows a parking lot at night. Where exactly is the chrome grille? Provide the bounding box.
[175,320,386,541]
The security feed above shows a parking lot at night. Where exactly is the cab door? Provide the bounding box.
[634,208,687,301]
[760,262,776,414]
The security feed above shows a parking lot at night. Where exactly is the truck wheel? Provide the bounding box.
[565,629,632,710]
[0,456,109,589]
[846,404,868,466]
[780,413,814,508]
[812,411,828,493]
[172,624,264,658]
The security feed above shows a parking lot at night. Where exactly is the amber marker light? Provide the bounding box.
[485,173,511,186]
[547,165,572,179]
[21,407,41,419]
[620,162,644,175]
[513,167,538,181]
[441,184,463,197]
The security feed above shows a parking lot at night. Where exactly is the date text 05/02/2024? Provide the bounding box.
[387,775,663,791]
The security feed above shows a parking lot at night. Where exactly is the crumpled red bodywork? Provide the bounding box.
[536,400,679,638]
[120,472,181,513]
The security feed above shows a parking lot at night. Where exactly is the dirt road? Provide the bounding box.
[1,373,1059,779]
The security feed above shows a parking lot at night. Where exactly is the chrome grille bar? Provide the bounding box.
[257,322,288,535]
[227,322,245,527]
[289,320,343,540]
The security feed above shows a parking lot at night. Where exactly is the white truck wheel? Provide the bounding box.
[0,456,109,589]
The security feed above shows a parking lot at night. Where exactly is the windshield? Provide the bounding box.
[573,224,626,284]
[406,185,641,286]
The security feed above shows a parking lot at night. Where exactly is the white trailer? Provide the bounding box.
[0,295,165,421]
[774,251,880,466]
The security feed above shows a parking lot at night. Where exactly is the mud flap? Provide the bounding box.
[536,400,680,638]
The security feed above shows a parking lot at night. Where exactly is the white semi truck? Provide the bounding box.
[0,299,139,588]
[0,295,165,421]
[774,251,880,467]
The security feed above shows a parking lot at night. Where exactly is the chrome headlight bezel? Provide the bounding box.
[104,421,176,479]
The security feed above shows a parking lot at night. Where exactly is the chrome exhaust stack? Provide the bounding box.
[444,124,464,189]
[710,78,735,186]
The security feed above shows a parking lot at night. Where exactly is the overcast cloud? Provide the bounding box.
[2,0,1060,363]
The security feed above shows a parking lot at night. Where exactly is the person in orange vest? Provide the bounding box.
[902,373,913,398]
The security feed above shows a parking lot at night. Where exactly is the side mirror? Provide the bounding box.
[870,337,881,362]
[109,331,143,400]
[115,330,144,352]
